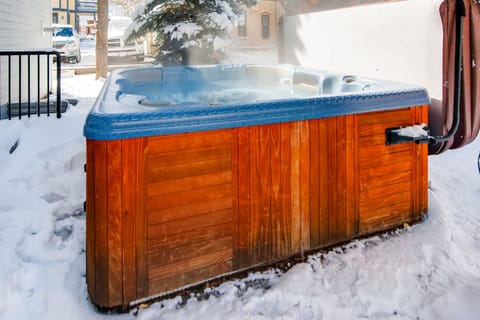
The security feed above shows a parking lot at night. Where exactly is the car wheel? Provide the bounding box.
[75,50,81,64]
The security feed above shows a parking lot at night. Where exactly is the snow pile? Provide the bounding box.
[393,123,429,138]
[0,68,479,320]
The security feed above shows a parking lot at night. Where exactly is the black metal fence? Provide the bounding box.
[0,50,62,120]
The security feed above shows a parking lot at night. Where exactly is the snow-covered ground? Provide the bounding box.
[0,66,480,320]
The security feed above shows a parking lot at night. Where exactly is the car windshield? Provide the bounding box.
[53,27,73,37]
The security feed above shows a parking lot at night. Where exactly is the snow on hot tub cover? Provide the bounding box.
[84,64,430,140]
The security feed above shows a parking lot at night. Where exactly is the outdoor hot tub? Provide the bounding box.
[84,64,430,309]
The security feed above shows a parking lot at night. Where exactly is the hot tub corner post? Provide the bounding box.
[86,138,142,310]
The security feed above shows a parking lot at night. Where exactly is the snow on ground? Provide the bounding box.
[0,65,480,320]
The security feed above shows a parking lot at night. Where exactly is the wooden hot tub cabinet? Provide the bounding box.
[86,105,428,308]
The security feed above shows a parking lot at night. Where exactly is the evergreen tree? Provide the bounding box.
[132,0,256,65]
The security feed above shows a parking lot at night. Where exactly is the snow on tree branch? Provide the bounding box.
[130,0,257,65]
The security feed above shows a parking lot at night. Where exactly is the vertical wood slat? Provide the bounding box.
[318,118,329,245]
[270,123,281,259]
[413,105,429,218]
[106,141,123,307]
[327,117,339,242]
[419,105,429,214]
[121,138,140,305]
[346,115,360,237]
[93,140,108,306]
[299,121,310,252]
[309,120,320,247]
[136,138,148,299]
[336,116,347,241]
[290,122,301,253]
[259,125,272,262]
[231,129,239,268]
[249,126,261,264]
[279,123,292,258]
[236,127,250,269]
[85,140,96,303]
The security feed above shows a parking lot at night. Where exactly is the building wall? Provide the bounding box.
[52,0,76,26]
[0,0,52,108]
[52,0,98,33]
[232,0,284,49]
[283,0,401,16]
[282,0,444,100]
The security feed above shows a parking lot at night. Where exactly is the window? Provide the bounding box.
[261,14,269,39]
[52,13,59,24]
[238,14,246,37]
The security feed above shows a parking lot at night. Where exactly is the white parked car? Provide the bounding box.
[108,16,144,61]
[52,24,81,63]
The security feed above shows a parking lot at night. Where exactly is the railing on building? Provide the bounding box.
[0,49,63,120]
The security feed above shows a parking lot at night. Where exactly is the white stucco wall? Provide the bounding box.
[0,0,52,108]
[283,0,444,100]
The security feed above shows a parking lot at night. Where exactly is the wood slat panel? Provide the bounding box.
[359,143,410,159]
[148,222,232,254]
[145,130,232,154]
[359,170,411,191]
[360,200,411,220]
[148,258,232,296]
[148,210,232,239]
[148,236,232,268]
[147,171,232,197]
[358,133,390,147]
[358,108,411,125]
[147,157,231,182]
[360,197,412,223]
[147,145,231,167]
[359,120,413,137]
[86,106,430,308]
[359,150,412,170]
[148,248,232,282]
[360,201,411,233]
[148,196,232,225]
[360,161,411,180]
[360,183,412,203]
[147,183,231,211]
